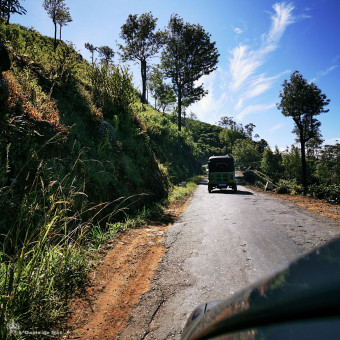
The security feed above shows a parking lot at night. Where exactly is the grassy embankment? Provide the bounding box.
[0,22,209,338]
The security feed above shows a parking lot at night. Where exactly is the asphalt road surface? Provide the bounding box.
[118,181,340,340]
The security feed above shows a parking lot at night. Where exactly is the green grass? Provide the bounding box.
[168,176,202,203]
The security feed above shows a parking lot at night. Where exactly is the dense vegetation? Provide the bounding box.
[0,21,210,338]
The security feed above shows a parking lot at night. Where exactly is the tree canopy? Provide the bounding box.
[43,0,66,50]
[0,0,26,24]
[119,12,164,104]
[85,42,96,65]
[56,1,72,41]
[161,14,219,131]
[97,45,114,66]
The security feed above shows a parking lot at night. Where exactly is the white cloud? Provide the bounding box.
[311,64,339,83]
[227,2,295,121]
[190,71,228,122]
[229,45,261,92]
[323,137,340,146]
[234,27,243,34]
[190,2,297,124]
[264,2,295,47]
[236,103,276,120]
[270,123,285,134]
[229,3,294,95]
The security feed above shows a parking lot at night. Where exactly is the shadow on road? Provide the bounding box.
[198,182,253,195]
[210,190,253,195]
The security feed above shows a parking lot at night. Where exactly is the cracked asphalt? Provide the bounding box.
[117,181,340,340]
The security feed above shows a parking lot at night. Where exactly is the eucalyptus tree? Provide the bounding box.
[119,12,164,104]
[56,2,72,41]
[0,0,26,24]
[245,123,256,139]
[161,14,219,131]
[97,45,114,66]
[84,42,97,65]
[277,71,330,194]
[43,0,64,50]
[217,116,235,129]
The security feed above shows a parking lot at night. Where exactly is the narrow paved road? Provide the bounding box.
[118,181,340,340]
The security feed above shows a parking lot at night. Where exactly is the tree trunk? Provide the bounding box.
[59,25,62,40]
[178,86,182,131]
[300,133,307,195]
[141,59,147,104]
[6,5,10,24]
[5,0,10,24]
[54,21,57,51]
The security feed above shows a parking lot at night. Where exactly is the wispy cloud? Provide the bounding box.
[229,3,294,98]
[190,72,228,123]
[229,45,261,92]
[311,57,340,82]
[244,71,290,101]
[223,21,248,35]
[191,2,299,124]
[270,123,285,134]
[264,2,295,48]
[236,103,276,120]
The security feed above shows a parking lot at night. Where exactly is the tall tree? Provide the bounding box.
[84,42,97,65]
[245,123,256,139]
[97,45,114,66]
[277,71,330,194]
[43,0,64,51]
[217,116,235,129]
[161,14,219,131]
[0,0,26,24]
[56,2,72,41]
[119,12,164,104]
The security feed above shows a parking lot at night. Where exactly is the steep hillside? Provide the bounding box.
[0,22,204,221]
[0,22,205,336]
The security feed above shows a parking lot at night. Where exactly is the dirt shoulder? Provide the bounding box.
[63,199,192,339]
[248,185,340,223]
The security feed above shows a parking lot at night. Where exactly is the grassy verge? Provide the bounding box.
[168,175,202,204]
[88,175,202,251]
[0,175,200,339]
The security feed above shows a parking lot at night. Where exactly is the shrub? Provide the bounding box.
[308,183,340,204]
[277,179,304,195]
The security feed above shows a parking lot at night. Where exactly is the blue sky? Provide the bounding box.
[12,0,340,150]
